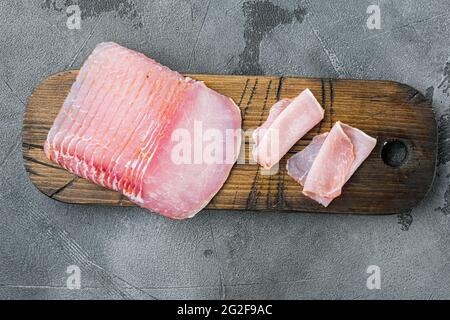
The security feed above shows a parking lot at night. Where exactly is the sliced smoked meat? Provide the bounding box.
[286,132,328,186]
[252,89,324,170]
[287,121,377,207]
[45,42,241,219]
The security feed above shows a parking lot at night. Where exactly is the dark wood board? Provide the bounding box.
[22,71,437,214]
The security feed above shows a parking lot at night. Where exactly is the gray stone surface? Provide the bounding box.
[0,0,449,299]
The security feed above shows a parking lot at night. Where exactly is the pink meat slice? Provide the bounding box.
[287,121,377,207]
[286,132,328,185]
[44,42,241,219]
[252,89,324,169]
[252,98,291,145]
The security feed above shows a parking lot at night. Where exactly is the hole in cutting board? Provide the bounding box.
[381,139,409,167]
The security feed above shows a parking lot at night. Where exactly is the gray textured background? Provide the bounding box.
[1,0,449,300]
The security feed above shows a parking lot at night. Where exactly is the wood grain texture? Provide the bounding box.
[22,71,437,214]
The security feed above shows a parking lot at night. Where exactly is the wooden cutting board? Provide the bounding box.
[22,71,437,214]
